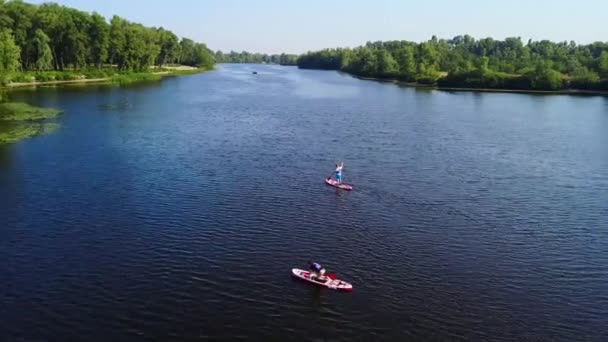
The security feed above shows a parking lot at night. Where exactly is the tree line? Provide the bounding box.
[297,36,608,91]
[215,50,298,65]
[0,0,215,82]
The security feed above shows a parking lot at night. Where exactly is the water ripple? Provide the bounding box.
[1,64,607,341]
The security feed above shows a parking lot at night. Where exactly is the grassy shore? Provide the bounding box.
[4,65,209,88]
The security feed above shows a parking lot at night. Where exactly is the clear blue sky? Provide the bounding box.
[28,0,608,54]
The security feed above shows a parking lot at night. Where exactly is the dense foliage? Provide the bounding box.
[216,50,298,65]
[0,0,215,82]
[297,36,608,91]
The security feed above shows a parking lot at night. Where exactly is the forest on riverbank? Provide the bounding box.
[0,0,215,85]
[297,36,608,91]
[0,0,216,144]
[215,50,298,65]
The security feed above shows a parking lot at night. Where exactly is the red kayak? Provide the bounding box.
[291,268,353,291]
[325,178,353,191]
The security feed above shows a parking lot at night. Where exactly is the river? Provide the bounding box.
[1,64,607,341]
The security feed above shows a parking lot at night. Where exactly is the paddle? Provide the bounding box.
[327,273,336,280]
[327,161,341,180]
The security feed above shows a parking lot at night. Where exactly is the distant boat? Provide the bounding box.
[252,71,258,74]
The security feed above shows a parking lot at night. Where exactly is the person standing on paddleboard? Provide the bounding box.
[335,162,344,184]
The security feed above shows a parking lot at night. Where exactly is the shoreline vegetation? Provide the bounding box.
[0,1,215,86]
[0,0,216,144]
[4,65,207,88]
[297,36,608,94]
[0,65,207,144]
[354,75,608,96]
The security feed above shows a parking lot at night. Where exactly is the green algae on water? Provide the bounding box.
[0,102,63,144]
[0,124,39,144]
[0,102,62,121]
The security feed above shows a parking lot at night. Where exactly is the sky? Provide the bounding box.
[27,0,608,54]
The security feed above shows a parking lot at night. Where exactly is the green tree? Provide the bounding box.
[297,35,608,90]
[214,50,224,63]
[417,42,439,72]
[179,39,214,68]
[572,65,599,82]
[194,43,214,69]
[348,47,377,76]
[375,49,398,77]
[88,12,109,69]
[0,1,15,31]
[63,8,90,69]
[528,61,563,90]
[108,15,127,69]
[394,46,416,80]
[0,30,21,83]
[599,51,608,77]
[178,38,196,65]
[416,43,440,83]
[477,56,489,74]
[0,0,214,73]
[156,28,179,66]
[339,48,353,70]
[33,3,63,70]
[570,65,600,89]
[140,26,160,69]
[32,29,52,71]
[5,0,35,69]
[121,24,159,71]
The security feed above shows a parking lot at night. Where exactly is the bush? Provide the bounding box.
[31,71,85,82]
[35,72,55,82]
[438,69,532,90]
[526,68,564,90]
[110,72,161,84]
[568,67,601,90]
[10,73,36,83]
[55,72,78,81]
[82,70,111,79]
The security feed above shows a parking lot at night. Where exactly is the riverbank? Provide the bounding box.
[7,77,111,88]
[353,75,608,96]
[3,65,208,89]
[0,66,207,144]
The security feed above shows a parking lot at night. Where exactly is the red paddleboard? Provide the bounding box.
[325,178,353,191]
[291,268,353,291]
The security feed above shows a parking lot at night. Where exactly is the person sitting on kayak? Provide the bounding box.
[308,261,327,281]
[335,162,344,184]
